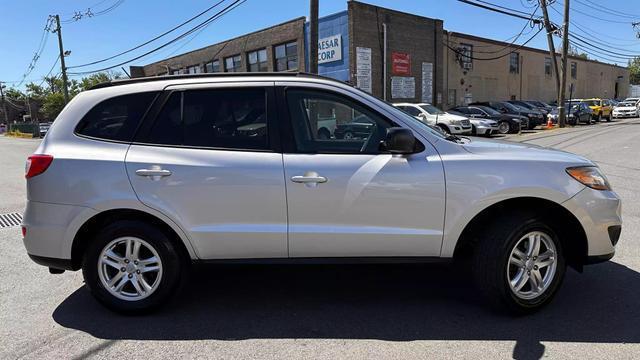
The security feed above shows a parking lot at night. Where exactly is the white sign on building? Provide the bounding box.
[391,77,415,99]
[356,47,372,93]
[318,35,342,64]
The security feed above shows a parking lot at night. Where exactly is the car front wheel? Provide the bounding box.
[82,220,184,314]
[498,121,510,134]
[472,213,566,314]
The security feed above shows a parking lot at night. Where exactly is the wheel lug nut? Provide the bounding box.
[136,270,141,274]
[124,259,129,264]
[128,274,133,278]
[121,267,126,272]
[134,260,138,265]
[527,271,531,275]
[534,266,538,270]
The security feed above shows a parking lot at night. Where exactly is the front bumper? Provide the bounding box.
[562,187,622,261]
[449,124,473,135]
[475,124,499,135]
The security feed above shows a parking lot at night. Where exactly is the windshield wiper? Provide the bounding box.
[445,134,464,143]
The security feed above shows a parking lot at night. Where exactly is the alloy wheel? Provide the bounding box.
[506,231,558,300]
[97,237,163,301]
[498,122,510,134]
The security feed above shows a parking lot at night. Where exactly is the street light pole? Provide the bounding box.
[54,15,70,104]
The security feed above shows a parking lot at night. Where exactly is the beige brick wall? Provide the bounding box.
[444,32,630,107]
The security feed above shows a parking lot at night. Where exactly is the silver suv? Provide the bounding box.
[22,73,621,314]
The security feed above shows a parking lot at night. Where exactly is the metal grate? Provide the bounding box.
[0,212,23,228]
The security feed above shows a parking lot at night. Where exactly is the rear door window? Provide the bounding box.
[75,92,158,142]
[144,88,269,150]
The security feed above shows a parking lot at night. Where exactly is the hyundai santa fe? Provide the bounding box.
[22,73,622,314]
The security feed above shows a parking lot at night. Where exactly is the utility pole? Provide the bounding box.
[53,15,70,104]
[540,0,560,98]
[309,0,319,74]
[0,82,8,124]
[558,0,570,128]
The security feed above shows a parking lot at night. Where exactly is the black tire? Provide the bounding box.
[606,114,612,122]
[82,220,185,314]
[472,212,566,315]
[595,113,602,122]
[497,121,511,134]
[317,128,331,140]
[437,123,451,134]
[471,125,477,136]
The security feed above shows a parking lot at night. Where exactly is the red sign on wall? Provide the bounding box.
[392,52,411,75]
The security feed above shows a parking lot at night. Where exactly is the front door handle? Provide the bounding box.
[291,171,327,187]
[135,168,172,178]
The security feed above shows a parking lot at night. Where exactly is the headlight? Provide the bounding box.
[450,119,461,125]
[566,166,611,190]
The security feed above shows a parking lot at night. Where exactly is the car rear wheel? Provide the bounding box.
[596,113,602,122]
[82,220,184,314]
[472,213,566,314]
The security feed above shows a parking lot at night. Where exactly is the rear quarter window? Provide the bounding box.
[75,92,159,142]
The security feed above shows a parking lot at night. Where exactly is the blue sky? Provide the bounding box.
[1,0,639,88]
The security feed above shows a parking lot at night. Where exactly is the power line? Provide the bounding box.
[457,0,543,22]
[38,56,61,87]
[16,16,55,87]
[555,0,637,24]
[68,0,228,69]
[445,27,544,61]
[574,0,640,19]
[68,0,246,75]
[61,0,126,24]
[548,4,640,45]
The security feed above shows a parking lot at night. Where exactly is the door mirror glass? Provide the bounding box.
[381,127,415,154]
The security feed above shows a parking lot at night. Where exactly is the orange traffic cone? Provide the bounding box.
[546,116,553,129]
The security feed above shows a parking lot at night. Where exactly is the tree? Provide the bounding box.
[629,57,640,85]
[568,45,588,60]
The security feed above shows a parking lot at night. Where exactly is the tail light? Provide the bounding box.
[25,154,53,179]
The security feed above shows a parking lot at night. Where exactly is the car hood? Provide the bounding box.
[460,137,594,165]
[614,106,636,111]
[440,112,468,121]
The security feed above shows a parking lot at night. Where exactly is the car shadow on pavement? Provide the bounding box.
[53,261,640,354]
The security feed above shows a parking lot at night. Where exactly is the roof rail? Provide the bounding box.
[89,72,335,90]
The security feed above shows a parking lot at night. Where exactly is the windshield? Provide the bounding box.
[477,106,501,116]
[584,100,600,106]
[501,102,521,112]
[387,103,448,140]
[419,104,446,115]
[618,102,635,107]
[564,102,580,110]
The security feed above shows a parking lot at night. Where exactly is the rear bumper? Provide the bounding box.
[28,254,75,270]
[562,187,622,260]
[22,200,97,262]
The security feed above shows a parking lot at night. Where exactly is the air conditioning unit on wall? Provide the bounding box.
[463,62,472,70]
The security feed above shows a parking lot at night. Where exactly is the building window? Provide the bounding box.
[172,69,186,75]
[205,60,220,73]
[571,62,577,79]
[545,57,552,76]
[509,53,520,74]
[459,43,473,70]
[247,49,268,72]
[274,41,298,71]
[187,65,202,74]
[448,89,456,106]
[225,55,242,72]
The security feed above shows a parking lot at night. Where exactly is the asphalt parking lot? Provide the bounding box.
[1,118,639,359]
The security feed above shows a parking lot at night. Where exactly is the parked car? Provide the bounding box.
[525,100,554,112]
[508,100,549,117]
[612,101,639,119]
[23,73,621,315]
[0,123,6,134]
[39,122,52,137]
[565,101,593,125]
[446,110,499,136]
[449,105,523,134]
[470,101,544,129]
[582,98,612,122]
[622,97,640,108]
[333,115,376,140]
[393,103,472,135]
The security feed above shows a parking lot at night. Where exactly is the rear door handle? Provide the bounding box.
[135,169,172,178]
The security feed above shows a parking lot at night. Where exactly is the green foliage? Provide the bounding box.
[629,57,640,85]
[5,71,122,121]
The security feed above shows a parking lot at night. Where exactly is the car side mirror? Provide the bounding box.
[381,127,416,154]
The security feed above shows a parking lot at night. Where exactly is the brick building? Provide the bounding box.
[131,1,628,108]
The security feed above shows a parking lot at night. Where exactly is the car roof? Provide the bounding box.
[89,72,345,90]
